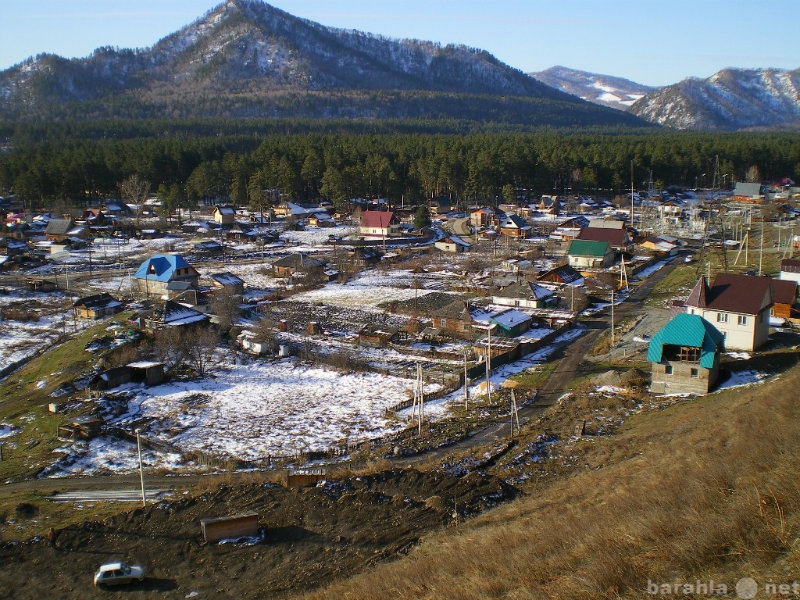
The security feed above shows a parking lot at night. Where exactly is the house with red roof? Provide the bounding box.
[684,273,773,351]
[359,210,400,239]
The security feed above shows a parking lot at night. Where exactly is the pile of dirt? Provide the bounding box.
[0,469,514,599]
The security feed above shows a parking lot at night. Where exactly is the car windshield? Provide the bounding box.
[120,565,131,574]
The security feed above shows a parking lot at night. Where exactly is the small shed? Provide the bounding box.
[57,416,103,441]
[200,513,260,543]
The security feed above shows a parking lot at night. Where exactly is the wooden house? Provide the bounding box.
[431,300,475,337]
[209,272,245,296]
[648,313,724,394]
[72,293,124,320]
[497,214,531,239]
[271,253,325,278]
[470,207,496,229]
[213,205,236,225]
[577,226,632,253]
[489,308,532,337]
[537,264,584,286]
[732,182,764,203]
[770,278,799,320]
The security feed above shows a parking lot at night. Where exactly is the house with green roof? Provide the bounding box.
[566,239,614,269]
[648,313,725,394]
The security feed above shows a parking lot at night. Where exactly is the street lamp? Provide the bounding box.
[472,323,497,403]
[135,428,146,507]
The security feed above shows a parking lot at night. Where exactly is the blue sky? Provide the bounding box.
[2,0,798,87]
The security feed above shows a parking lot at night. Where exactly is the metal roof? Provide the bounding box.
[567,239,611,257]
[647,313,724,368]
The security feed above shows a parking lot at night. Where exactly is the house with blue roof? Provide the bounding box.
[134,254,200,298]
[648,313,725,394]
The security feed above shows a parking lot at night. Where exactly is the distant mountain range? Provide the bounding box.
[533,65,800,131]
[0,0,797,131]
[628,68,800,131]
[531,66,653,111]
[0,0,642,128]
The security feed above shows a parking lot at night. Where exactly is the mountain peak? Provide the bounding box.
[0,2,646,127]
[629,66,800,130]
[532,65,653,111]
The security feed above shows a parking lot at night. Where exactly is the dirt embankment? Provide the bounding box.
[0,469,514,599]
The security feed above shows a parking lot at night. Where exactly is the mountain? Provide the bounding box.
[531,66,655,111]
[0,0,646,128]
[629,67,800,130]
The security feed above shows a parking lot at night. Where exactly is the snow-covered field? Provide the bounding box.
[0,291,91,372]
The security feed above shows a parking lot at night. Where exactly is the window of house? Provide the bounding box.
[737,315,747,326]
[665,365,673,375]
[690,368,699,377]
[716,313,728,323]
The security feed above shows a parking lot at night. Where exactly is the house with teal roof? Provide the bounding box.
[648,313,725,394]
[133,254,200,298]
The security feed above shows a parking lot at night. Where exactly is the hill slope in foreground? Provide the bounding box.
[307,365,800,599]
[2,358,800,598]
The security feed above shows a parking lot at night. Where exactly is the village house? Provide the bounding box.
[143,300,209,330]
[72,293,124,320]
[359,210,400,239]
[431,299,476,337]
[45,218,87,243]
[684,273,773,351]
[497,214,531,239]
[271,253,326,278]
[434,235,471,253]
[469,207,497,229]
[779,258,800,285]
[488,308,532,337]
[213,205,236,226]
[769,278,798,321]
[538,195,560,215]
[648,313,725,394]
[133,254,200,298]
[576,226,632,253]
[566,240,615,269]
[732,182,764,203]
[429,197,453,216]
[492,281,555,309]
[208,272,246,297]
[537,264,584,286]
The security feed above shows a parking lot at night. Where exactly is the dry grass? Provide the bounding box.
[301,367,800,600]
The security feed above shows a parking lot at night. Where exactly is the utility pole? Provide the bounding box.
[463,351,469,410]
[135,428,146,507]
[472,323,496,403]
[630,160,635,226]
[410,361,424,435]
[610,288,615,347]
[510,389,520,439]
[759,217,764,276]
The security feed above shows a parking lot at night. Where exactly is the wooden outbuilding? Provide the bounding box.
[200,513,260,543]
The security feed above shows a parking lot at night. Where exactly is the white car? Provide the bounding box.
[93,562,145,586]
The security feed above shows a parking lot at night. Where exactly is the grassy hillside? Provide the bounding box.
[302,366,800,599]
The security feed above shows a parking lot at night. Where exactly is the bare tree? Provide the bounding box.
[185,327,221,377]
[120,174,151,226]
[208,287,242,333]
